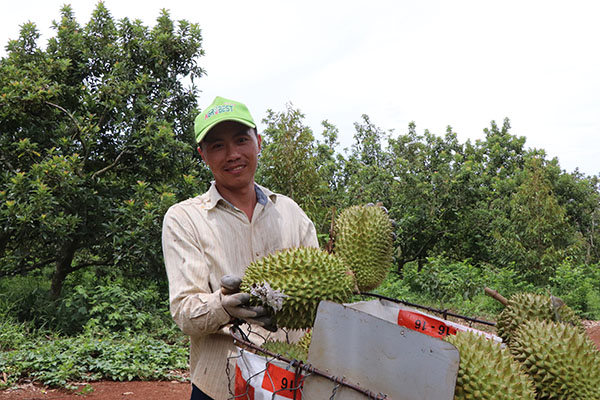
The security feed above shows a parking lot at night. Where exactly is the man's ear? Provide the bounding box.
[256,134,262,152]
[197,146,207,163]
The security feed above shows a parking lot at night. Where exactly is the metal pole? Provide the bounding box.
[362,292,497,327]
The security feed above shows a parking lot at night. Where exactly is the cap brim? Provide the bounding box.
[196,117,256,143]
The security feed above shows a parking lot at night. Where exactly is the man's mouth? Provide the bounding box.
[226,164,245,173]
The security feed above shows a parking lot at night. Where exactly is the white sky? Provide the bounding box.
[1,0,599,176]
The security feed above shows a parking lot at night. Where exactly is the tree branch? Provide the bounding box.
[0,257,58,278]
[45,101,89,171]
[91,149,126,179]
[70,259,112,272]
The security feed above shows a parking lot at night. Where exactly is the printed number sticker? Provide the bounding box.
[397,310,457,338]
[261,363,303,399]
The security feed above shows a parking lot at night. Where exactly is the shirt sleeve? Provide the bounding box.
[301,216,319,249]
[161,205,231,337]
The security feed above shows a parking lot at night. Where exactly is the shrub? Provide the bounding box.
[550,261,600,319]
[0,274,55,328]
[0,331,188,389]
[402,257,483,304]
[0,317,30,352]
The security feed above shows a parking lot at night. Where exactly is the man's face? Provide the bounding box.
[198,121,261,193]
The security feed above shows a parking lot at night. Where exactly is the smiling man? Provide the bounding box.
[162,96,318,400]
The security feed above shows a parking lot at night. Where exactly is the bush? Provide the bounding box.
[0,331,188,389]
[0,317,30,352]
[0,271,180,338]
[550,261,600,319]
[0,273,188,389]
[374,257,539,319]
[57,282,172,335]
[372,267,412,300]
[0,273,55,329]
[402,257,483,304]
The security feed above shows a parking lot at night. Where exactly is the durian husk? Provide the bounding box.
[297,330,312,353]
[241,247,356,329]
[334,205,393,292]
[445,331,536,400]
[496,293,583,345]
[510,319,600,399]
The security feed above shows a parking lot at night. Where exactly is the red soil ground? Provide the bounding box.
[0,381,191,400]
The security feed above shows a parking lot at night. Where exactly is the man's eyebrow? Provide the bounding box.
[202,136,220,143]
[233,129,253,136]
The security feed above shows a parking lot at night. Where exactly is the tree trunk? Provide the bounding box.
[50,239,79,299]
[396,258,406,276]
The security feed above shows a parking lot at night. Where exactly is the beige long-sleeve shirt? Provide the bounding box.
[162,182,318,399]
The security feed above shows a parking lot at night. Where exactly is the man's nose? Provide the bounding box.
[225,142,241,160]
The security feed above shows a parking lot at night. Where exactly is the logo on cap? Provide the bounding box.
[204,104,234,120]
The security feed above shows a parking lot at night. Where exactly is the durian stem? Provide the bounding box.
[484,287,509,307]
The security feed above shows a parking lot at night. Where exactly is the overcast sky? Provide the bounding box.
[1,0,599,176]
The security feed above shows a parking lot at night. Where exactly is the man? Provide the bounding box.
[162,96,318,399]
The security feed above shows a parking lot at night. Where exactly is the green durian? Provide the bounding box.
[334,204,393,292]
[241,247,356,329]
[261,340,308,362]
[297,330,312,353]
[510,319,600,399]
[496,292,583,345]
[445,331,536,400]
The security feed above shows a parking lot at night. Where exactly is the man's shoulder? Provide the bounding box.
[260,187,311,222]
[258,185,301,209]
[166,191,212,215]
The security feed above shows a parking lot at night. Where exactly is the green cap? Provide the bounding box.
[194,96,256,143]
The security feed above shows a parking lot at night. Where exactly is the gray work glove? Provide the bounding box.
[220,275,277,332]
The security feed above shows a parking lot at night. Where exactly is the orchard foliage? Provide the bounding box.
[260,113,599,287]
[1,3,599,303]
[0,3,208,298]
[3,3,599,391]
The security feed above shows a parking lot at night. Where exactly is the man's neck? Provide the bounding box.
[215,182,257,221]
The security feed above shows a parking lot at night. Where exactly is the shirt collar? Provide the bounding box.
[206,181,276,210]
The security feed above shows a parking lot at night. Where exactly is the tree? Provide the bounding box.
[256,104,330,240]
[491,157,584,284]
[340,114,394,207]
[387,123,465,271]
[0,4,208,298]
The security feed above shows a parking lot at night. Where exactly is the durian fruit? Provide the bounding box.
[510,319,600,399]
[297,330,312,354]
[241,247,356,329]
[334,204,393,292]
[261,340,308,362]
[445,331,536,400]
[496,292,583,345]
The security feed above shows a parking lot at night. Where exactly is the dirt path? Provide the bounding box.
[0,381,191,400]
[584,320,600,350]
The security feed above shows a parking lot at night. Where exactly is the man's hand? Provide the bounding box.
[220,275,276,331]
